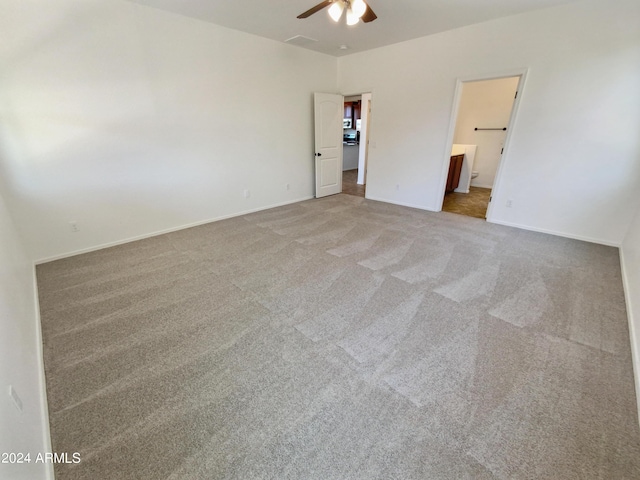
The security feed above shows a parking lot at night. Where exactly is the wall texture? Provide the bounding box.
[0,190,52,480]
[337,0,640,245]
[0,0,337,262]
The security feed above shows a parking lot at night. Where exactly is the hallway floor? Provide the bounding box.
[442,186,491,219]
[342,169,365,197]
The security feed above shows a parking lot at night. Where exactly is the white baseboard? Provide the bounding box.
[364,196,620,247]
[35,196,314,264]
[620,248,640,426]
[488,218,621,247]
[364,195,435,212]
[32,269,55,480]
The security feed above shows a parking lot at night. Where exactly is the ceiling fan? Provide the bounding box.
[297,0,377,26]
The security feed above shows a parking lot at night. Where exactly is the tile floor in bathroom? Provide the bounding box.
[442,186,491,219]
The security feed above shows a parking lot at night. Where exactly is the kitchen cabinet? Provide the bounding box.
[344,101,361,126]
[353,102,361,121]
[344,103,352,120]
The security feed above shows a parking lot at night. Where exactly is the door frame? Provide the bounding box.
[357,93,372,185]
[438,68,528,221]
[341,91,373,189]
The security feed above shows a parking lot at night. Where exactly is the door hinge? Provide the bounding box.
[489,196,492,202]
[501,148,504,154]
[515,91,518,99]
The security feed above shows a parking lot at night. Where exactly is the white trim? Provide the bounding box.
[620,248,640,425]
[366,196,621,246]
[364,195,434,212]
[438,68,529,219]
[455,67,531,84]
[357,93,372,185]
[340,90,375,187]
[340,89,375,98]
[486,70,528,222]
[35,196,313,264]
[32,269,54,480]
[489,218,621,247]
[437,79,464,204]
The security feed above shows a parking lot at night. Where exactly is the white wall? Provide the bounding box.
[337,0,640,245]
[453,77,519,189]
[622,200,640,419]
[0,0,337,262]
[4,0,638,255]
[0,189,52,480]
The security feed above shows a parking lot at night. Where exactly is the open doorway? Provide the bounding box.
[342,93,371,197]
[442,75,521,219]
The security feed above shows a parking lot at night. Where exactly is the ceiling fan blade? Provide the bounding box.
[361,3,378,23]
[297,0,333,19]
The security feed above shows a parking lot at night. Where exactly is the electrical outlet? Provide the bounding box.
[69,221,79,232]
[243,189,250,199]
[506,199,513,208]
[9,385,23,412]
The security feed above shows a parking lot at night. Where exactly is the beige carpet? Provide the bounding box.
[37,194,640,479]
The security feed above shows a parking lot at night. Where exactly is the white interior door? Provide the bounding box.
[314,92,343,198]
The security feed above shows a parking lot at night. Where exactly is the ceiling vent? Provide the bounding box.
[285,35,318,46]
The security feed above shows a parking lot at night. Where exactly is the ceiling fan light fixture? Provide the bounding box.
[351,0,367,18]
[346,7,360,25]
[328,1,345,22]
[297,0,376,25]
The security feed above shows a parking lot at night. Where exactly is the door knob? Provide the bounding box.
[315,153,322,157]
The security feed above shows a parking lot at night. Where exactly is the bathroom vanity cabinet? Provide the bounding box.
[446,154,464,193]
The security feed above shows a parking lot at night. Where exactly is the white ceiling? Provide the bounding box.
[127,0,580,57]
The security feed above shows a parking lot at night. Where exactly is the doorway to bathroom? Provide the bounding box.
[441,74,522,219]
